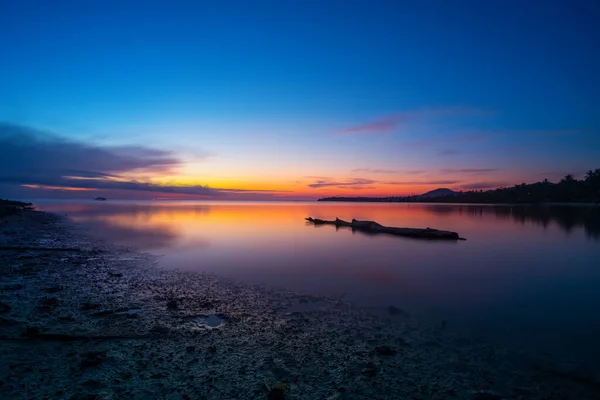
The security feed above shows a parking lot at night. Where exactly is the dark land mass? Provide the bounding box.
[1,203,600,398]
[0,199,33,218]
[319,169,600,204]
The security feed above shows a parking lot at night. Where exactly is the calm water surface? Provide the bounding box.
[35,200,600,368]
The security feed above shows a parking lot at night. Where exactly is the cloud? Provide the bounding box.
[0,122,182,174]
[350,168,428,175]
[441,168,498,174]
[438,149,460,156]
[308,178,376,189]
[526,129,588,138]
[352,168,398,174]
[337,106,489,135]
[460,182,507,190]
[307,177,459,189]
[383,180,460,185]
[0,122,280,197]
[337,115,409,135]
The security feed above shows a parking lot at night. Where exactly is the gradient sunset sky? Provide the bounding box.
[1,0,599,200]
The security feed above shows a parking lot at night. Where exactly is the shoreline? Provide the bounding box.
[1,209,599,399]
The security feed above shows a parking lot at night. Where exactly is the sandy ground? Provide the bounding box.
[1,209,599,400]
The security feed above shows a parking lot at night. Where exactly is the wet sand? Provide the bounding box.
[1,208,599,399]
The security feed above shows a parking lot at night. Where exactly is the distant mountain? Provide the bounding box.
[418,188,457,199]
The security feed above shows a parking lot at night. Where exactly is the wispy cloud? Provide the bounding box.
[352,168,398,174]
[383,180,460,185]
[351,168,427,175]
[441,168,498,174]
[308,178,376,189]
[307,177,459,189]
[526,129,588,138]
[337,115,409,135]
[402,131,493,149]
[438,149,460,156]
[460,182,507,190]
[337,106,489,135]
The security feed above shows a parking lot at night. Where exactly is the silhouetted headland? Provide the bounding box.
[0,198,33,218]
[319,169,600,204]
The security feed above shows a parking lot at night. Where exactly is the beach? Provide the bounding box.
[1,207,598,400]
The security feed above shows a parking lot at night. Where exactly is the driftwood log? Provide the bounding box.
[305,217,466,240]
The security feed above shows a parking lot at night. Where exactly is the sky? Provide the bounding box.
[1,0,599,200]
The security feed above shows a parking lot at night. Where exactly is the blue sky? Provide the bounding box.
[1,0,599,199]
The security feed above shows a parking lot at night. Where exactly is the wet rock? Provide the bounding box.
[387,305,408,317]
[39,296,59,307]
[472,391,502,400]
[24,326,40,337]
[150,325,170,335]
[82,379,105,389]
[167,300,178,310]
[454,337,472,346]
[359,362,378,377]
[268,387,285,400]
[41,286,63,293]
[422,340,442,348]
[1,284,23,291]
[81,302,100,311]
[91,310,115,318]
[0,317,18,326]
[375,346,397,356]
[80,351,107,369]
[512,387,531,395]
[187,314,225,330]
[0,302,11,313]
[69,394,103,400]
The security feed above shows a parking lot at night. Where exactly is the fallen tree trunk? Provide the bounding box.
[305,217,466,240]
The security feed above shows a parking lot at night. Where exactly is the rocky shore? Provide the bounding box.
[1,207,599,399]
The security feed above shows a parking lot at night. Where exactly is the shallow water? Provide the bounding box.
[34,200,600,369]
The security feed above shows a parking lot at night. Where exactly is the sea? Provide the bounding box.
[34,199,600,373]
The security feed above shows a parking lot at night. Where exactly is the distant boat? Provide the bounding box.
[94,197,107,201]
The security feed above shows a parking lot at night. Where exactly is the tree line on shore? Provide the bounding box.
[319,168,600,204]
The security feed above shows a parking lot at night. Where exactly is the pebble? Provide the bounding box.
[375,346,397,356]
[166,300,178,310]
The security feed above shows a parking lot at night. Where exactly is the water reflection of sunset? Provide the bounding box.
[34,200,600,364]
[36,202,600,294]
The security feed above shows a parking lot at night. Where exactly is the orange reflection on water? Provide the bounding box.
[35,201,600,302]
